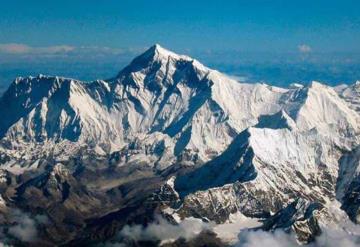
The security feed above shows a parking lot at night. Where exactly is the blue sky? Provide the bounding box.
[0,0,360,89]
[0,0,359,53]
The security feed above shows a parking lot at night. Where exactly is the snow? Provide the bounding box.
[0,44,360,243]
[288,81,359,137]
[212,212,262,244]
[289,83,304,89]
[0,48,358,186]
[336,81,360,114]
[0,194,6,207]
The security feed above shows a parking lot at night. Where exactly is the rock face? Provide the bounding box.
[0,44,359,246]
[262,199,324,243]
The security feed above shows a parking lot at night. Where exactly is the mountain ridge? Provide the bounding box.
[0,44,359,245]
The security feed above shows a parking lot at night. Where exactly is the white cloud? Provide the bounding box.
[0,43,31,54]
[0,43,75,55]
[311,228,360,247]
[8,214,38,242]
[235,230,298,247]
[2,209,50,243]
[234,228,360,247]
[0,43,141,57]
[118,216,209,242]
[36,45,75,54]
[298,44,312,53]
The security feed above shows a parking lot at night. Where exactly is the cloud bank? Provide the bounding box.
[236,230,298,247]
[119,216,210,242]
[0,43,75,54]
[0,43,145,59]
[98,212,360,247]
[0,209,49,244]
[234,228,360,247]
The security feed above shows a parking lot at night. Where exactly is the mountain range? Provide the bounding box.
[0,44,360,246]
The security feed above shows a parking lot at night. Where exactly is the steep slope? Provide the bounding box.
[0,76,122,149]
[336,81,360,113]
[282,81,360,145]
[174,126,340,215]
[109,44,287,162]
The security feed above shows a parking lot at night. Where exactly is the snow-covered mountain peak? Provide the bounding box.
[113,44,211,95]
[121,44,194,71]
[117,44,208,75]
[149,43,192,61]
[9,75,80,97]
[1,45,359,170]
[336,80,360,114]
[281,80,360,139]
[1,45,360,245]
[308,80,326,88]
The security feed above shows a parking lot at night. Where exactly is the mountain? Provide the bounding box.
[336,80,360,113]
[0,44,359,246]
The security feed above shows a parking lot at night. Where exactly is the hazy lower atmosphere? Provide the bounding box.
[1,49,360,94]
